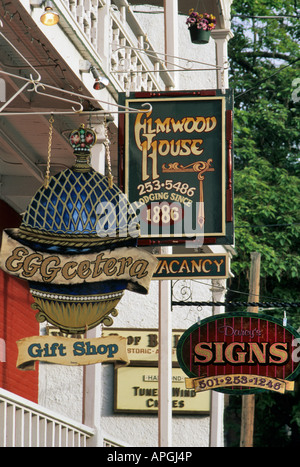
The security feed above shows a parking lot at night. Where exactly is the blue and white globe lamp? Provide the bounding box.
[2,124,156,334]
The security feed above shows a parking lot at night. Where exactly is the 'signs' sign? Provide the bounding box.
[176,312,300,394]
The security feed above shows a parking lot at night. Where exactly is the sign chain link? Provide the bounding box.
[104,119,113,188]
[44,114,54,189]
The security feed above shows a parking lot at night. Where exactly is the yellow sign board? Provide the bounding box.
[114,366,210,414]
[102,328,182,363]
[16,335,129,370]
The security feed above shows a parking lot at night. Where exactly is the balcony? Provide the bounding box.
[53,0,174,94]
[0,388,94,447]
[0,0,178,213]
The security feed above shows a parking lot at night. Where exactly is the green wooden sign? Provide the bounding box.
[118,90,234,245]
[153,254,229,279]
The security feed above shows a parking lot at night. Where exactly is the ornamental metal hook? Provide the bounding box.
[0,79,32,113]
[0,65,153,116]
[27,81,84,113]
[111,43,226,73]
[0,31,41,83]
[0,31,152,117]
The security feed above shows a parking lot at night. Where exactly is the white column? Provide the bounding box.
[84,122,106,446]
[211,29,233,91]
[158,245,172,447]
[84,326,103,447]
[163,0,178,89]
[97,0,111,75]
[90,122,106,174]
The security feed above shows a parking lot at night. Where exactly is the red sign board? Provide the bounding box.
[176,312,300,394]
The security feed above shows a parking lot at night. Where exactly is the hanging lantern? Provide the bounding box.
[0,123,158,334]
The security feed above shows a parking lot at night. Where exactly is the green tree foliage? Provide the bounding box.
[224,0,300,447]
[228,0,300,309]
[230,1,299,174]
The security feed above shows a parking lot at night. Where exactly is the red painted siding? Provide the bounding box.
[0,201,39,402]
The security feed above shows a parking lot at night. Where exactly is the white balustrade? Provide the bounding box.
[59,0,173,92]
[0,388,94,447]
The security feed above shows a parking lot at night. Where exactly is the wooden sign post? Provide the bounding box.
[240,252,261,448]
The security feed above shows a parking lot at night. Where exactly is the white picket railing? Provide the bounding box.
[62,0,101,49]
[60,0,173,92]
[103,437,126,447]
[0,388,94,447]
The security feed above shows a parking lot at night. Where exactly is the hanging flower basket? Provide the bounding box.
[186,10,216,44]
[189,25,211,44]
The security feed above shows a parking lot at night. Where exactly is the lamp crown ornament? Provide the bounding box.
[69,124,97,173]
[70,124,97,154]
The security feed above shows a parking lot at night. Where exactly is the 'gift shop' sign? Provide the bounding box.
[16,335,129,370]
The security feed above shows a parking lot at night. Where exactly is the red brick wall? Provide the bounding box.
[0,201,39,402]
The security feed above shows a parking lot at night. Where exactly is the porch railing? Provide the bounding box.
[59,0,173,92]
[0,388,94,447]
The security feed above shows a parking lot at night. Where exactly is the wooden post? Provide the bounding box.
[240,252,261,447]
[247,252,261,314]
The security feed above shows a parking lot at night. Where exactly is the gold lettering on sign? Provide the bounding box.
[4,246,151,284]
[162,160,214,228]
[0,232,158,293]
[193,341,289,366]
[134,109,218,183]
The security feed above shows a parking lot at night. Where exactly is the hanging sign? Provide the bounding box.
[102,328,183,363]
[176,312,300,394]
[153,253,229,279]
[16,335,129,370]
[119,90,234,245]
[114,366,210,414]
[0,123,159,336]
[1,231,156,290]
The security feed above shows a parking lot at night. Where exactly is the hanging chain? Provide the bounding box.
[44,115,54,189]
[104,119,113,188]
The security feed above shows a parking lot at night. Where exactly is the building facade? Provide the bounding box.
[0,0,233,447]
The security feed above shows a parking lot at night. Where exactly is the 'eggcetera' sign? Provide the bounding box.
[176,312,300,394]
[1,231,154,290]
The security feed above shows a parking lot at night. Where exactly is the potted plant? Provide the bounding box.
[186,9,216,44]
